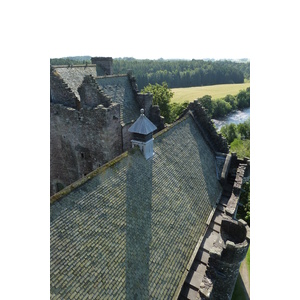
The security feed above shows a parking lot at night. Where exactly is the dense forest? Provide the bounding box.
[50,56,91,66]
[50,56,250,90]
[113,58,249,89]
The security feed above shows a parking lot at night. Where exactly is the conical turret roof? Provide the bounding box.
[129,109,157,135]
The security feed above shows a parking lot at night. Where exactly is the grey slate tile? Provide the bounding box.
[50,115,222,299]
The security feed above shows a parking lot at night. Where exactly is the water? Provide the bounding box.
[212,107,250,131]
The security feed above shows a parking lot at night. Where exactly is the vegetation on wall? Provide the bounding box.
[220,118,250,227]
[237,181,250,226]
[141,82,188,124]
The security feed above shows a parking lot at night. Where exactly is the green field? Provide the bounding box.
[171,82,250,103]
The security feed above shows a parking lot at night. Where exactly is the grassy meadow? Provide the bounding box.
[171,82,250,103]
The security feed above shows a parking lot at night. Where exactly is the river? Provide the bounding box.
[212,107,250,131]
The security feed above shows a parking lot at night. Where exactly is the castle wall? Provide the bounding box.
[78,75,112,109]
[50,102,122,195]
[91,57,113,76]
[122,123,134,151]
[207,219,250,300]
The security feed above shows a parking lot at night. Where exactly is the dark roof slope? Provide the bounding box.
[95,75,140,125]
[50,114,223,299]
[53,65,97,100]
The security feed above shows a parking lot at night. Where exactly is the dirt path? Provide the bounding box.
[240,259,250,298]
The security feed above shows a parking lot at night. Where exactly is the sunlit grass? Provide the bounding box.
[171,82,250,103]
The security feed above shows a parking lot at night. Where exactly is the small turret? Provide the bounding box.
[128,109,157,159]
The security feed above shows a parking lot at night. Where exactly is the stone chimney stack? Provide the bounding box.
[128,109,157,160]
[91,57,113,76]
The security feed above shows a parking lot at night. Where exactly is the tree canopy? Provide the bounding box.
[114,58,249,89]
[141,82,188,124]
[141,82,174,123]
[197,88,250,119]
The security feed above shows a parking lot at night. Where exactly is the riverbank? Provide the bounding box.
[212,107,250,131]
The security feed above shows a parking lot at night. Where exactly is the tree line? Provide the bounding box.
[50,56,91,66]
[113,58,249,89]
[50,56,250,90]
[198,87,250,119]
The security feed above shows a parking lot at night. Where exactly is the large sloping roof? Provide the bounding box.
[95,75,140,125]
[50,114,223,299]
[53,65,97,99]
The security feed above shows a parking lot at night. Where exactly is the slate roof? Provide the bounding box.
[95,75,140,125]
[50,114,223,299]
[53,65,97,99]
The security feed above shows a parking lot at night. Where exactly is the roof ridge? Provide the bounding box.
[51,64,96,68]
[95,74,127,79]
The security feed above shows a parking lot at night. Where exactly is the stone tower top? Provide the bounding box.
[91,57,113,76]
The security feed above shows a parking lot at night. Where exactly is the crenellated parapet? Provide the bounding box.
[225,162,247,217]
[200,219,250,300]
[127,70,139,96]
[78,75,112,109]
[50,66,80,109]
[186,100,229,154]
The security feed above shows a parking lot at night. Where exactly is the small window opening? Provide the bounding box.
[81,152,85,159]
[56,182,65,193]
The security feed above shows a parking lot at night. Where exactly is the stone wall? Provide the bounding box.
[149,105,165,132]
[78,75,112,109]
[136,93,153,117]
[204,219,250,300]
[91,57,113,76]
[122,123,134,151]
[50,102,122,195]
